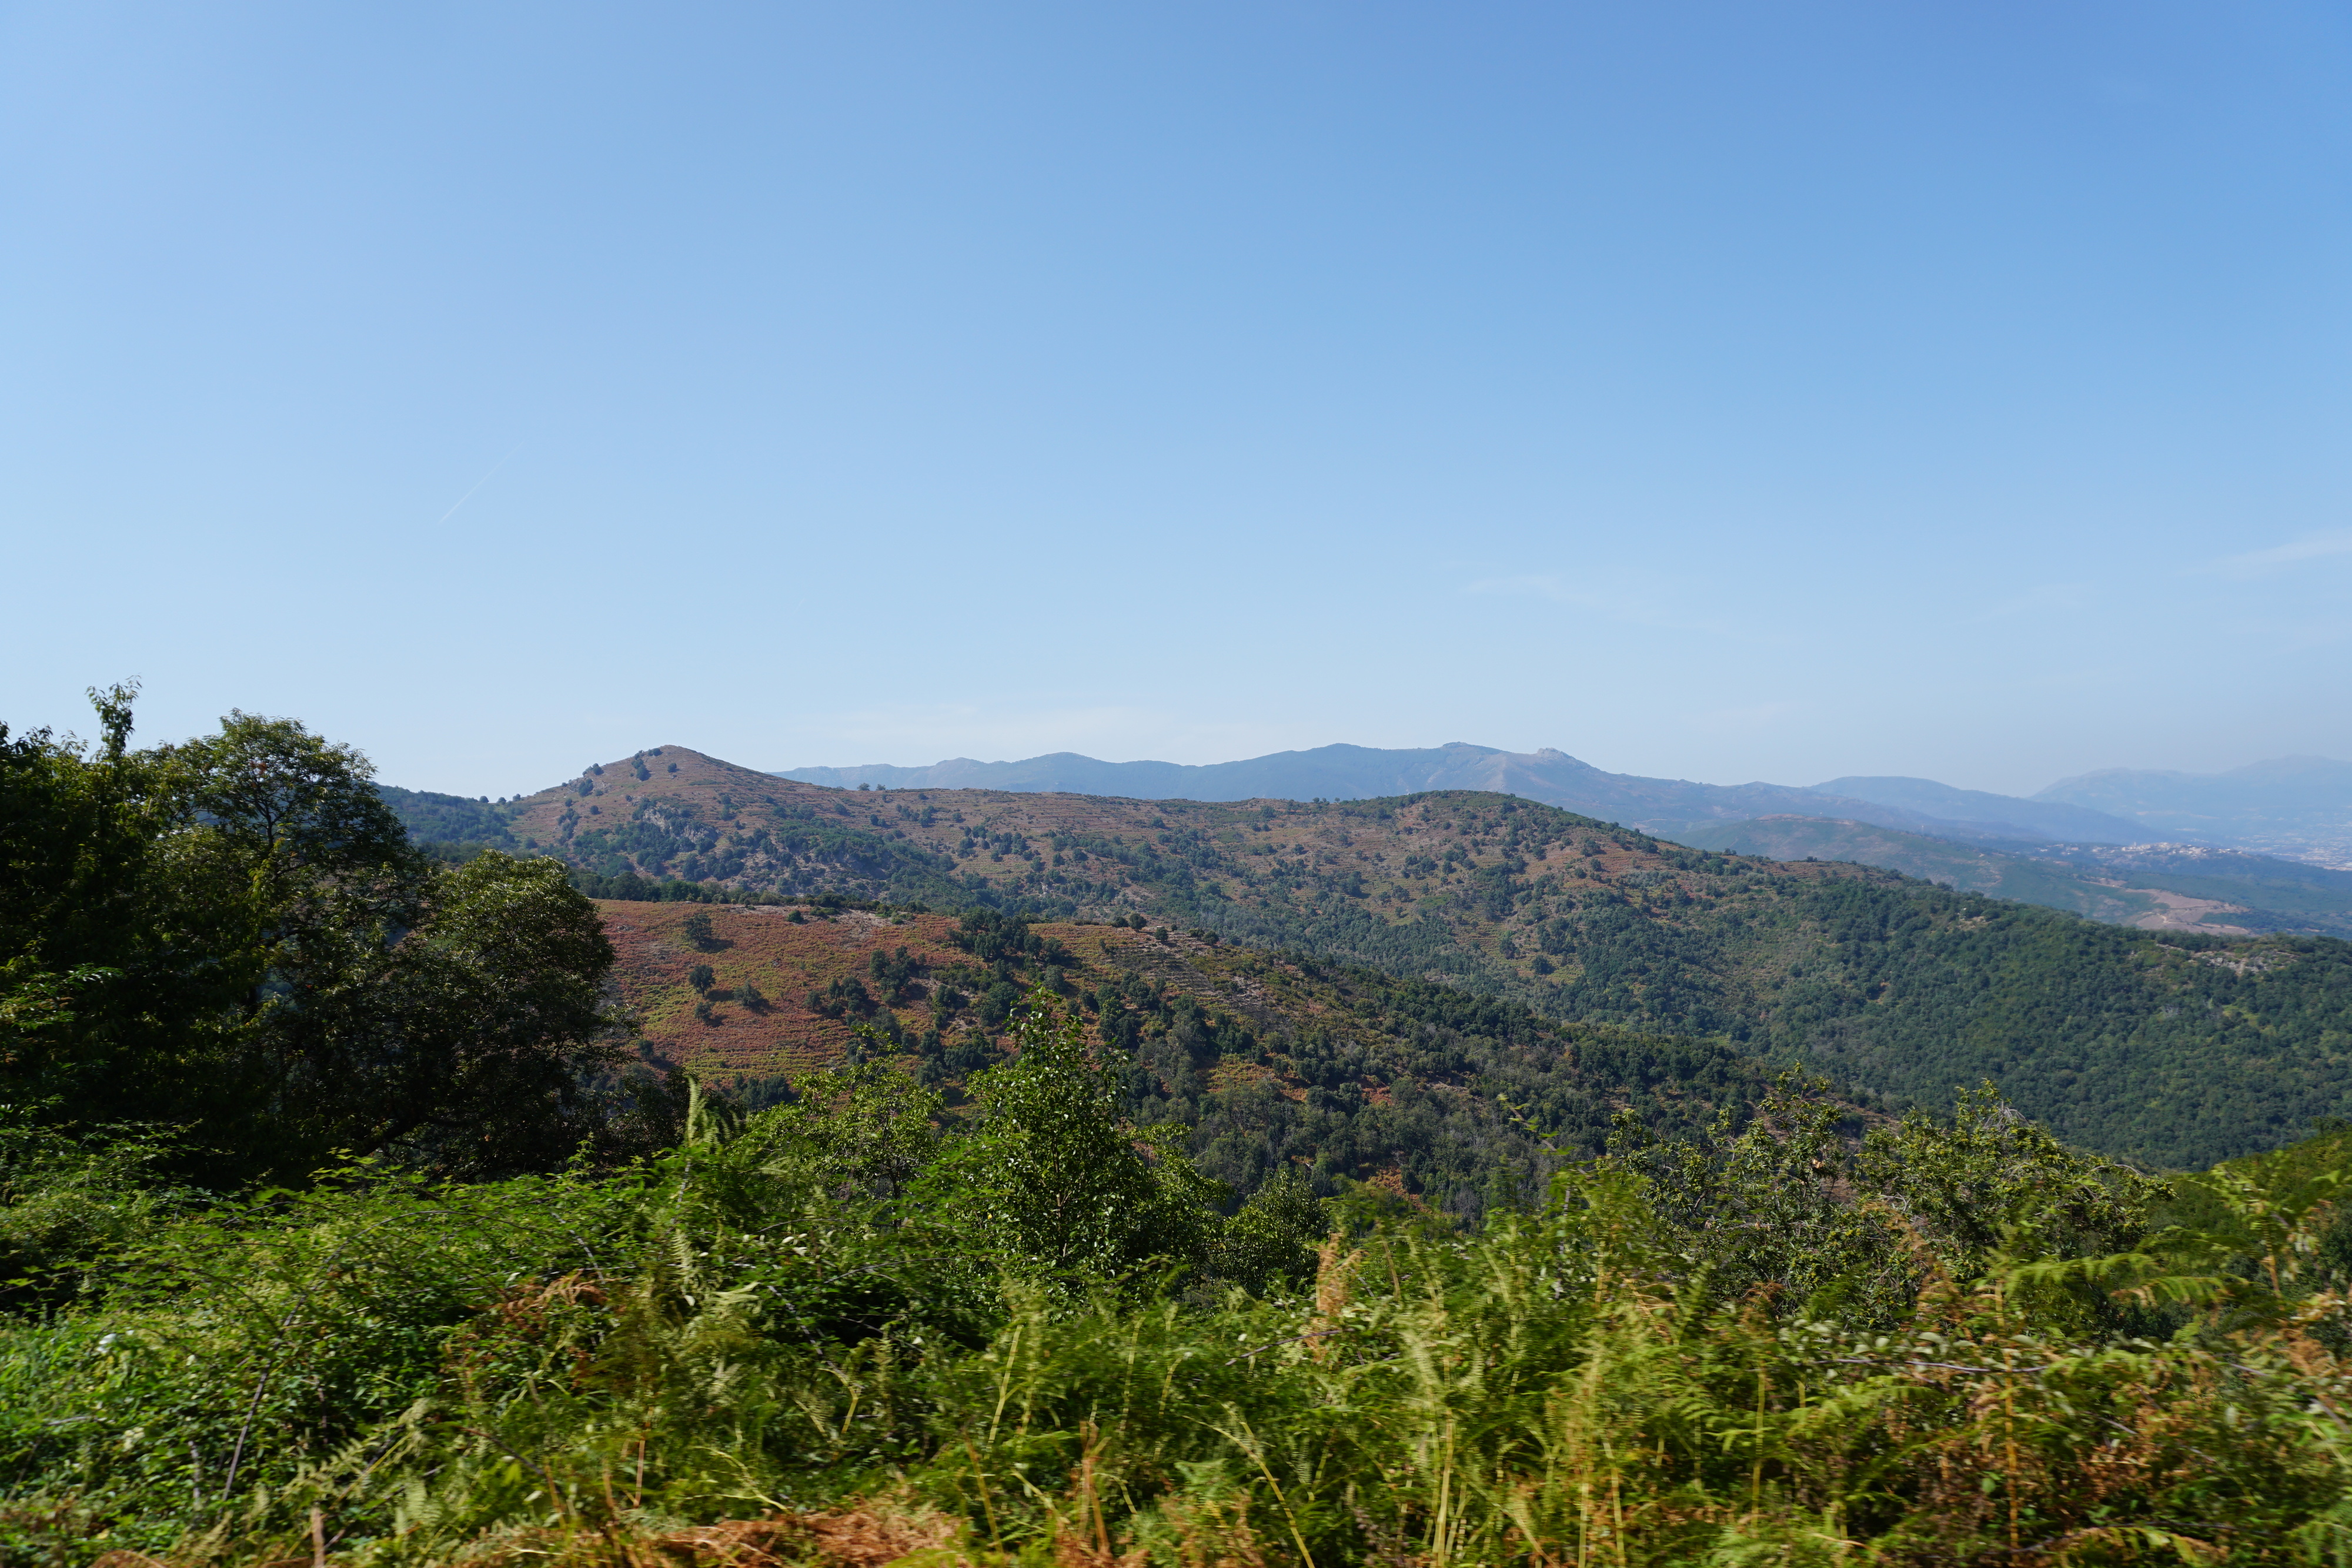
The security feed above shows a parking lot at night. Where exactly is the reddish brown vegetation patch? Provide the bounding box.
[599,902,971,1075]
[651,1507,961,1567]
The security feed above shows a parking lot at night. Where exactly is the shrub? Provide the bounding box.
[974,979,1021,1027]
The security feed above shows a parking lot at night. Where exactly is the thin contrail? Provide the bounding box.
[435,444,521,526]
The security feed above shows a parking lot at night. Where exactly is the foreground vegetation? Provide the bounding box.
[8,995,2352,1564]
[2,690,639,1188]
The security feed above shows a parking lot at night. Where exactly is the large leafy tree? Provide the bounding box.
[0,684,200,1121]
[0,688,625,1183]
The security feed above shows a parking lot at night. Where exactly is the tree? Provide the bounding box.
[914,987,1221,1282]
[1214,1167,1325,1294]
[0,693,626,1183]
[263,851,626,1177]
[975,979,1021,1027]
[734,1055,942,1198]
[0,695,370,1148]
[1,684,186,1121]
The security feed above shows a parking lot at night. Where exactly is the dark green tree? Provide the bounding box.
[1,684,182,1118]
[265,851,624,1176]
[0,692,625,1182]
[914,988,1222,1283]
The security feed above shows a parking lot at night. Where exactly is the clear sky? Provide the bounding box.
[6,2,2350,798]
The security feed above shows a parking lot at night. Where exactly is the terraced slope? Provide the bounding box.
[601,898,1796,1218]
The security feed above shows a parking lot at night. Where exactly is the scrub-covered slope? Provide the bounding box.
[597,898,1796,1219]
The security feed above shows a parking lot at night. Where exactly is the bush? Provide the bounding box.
[808,977,877,1020]
[0,1114,191,1313]
[975,979,1021,1027]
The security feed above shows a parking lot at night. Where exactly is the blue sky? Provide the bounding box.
[6,2,2350,797]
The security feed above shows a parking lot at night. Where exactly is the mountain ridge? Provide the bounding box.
[1675,814,2352,938]
[777,741,2155,848]
[1810,774,2151,844]
[2039,755,2352,866]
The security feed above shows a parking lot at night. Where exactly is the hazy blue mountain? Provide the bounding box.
[2022,840,2352,929]
[780,743,2059,844]
[1814,775,2147,844]
[2037,757,2352,867]
[1675,815,2171,923]
[1678,815,2352,938]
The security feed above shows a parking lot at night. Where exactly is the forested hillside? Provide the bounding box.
[372,783,526,857]
[592,898,1807,1224]
[402,747,2352,1168]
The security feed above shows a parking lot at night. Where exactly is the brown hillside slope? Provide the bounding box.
[605,902,1299,1078]
[615,900,1566,1081]
[603,895,1805,1210]
[599,900,964,1075]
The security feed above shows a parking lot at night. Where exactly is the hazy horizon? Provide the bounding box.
[766,740,2350,798]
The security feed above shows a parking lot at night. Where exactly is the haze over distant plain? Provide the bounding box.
[5,2,2350,797]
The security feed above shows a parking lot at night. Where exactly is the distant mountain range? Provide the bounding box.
[777,743,2156,847]
[1810,775,2151,845]
[2036,757,2352,866]
[1675,815,2352,939]
[771,742,2352,932]
[777,743,2352,868]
